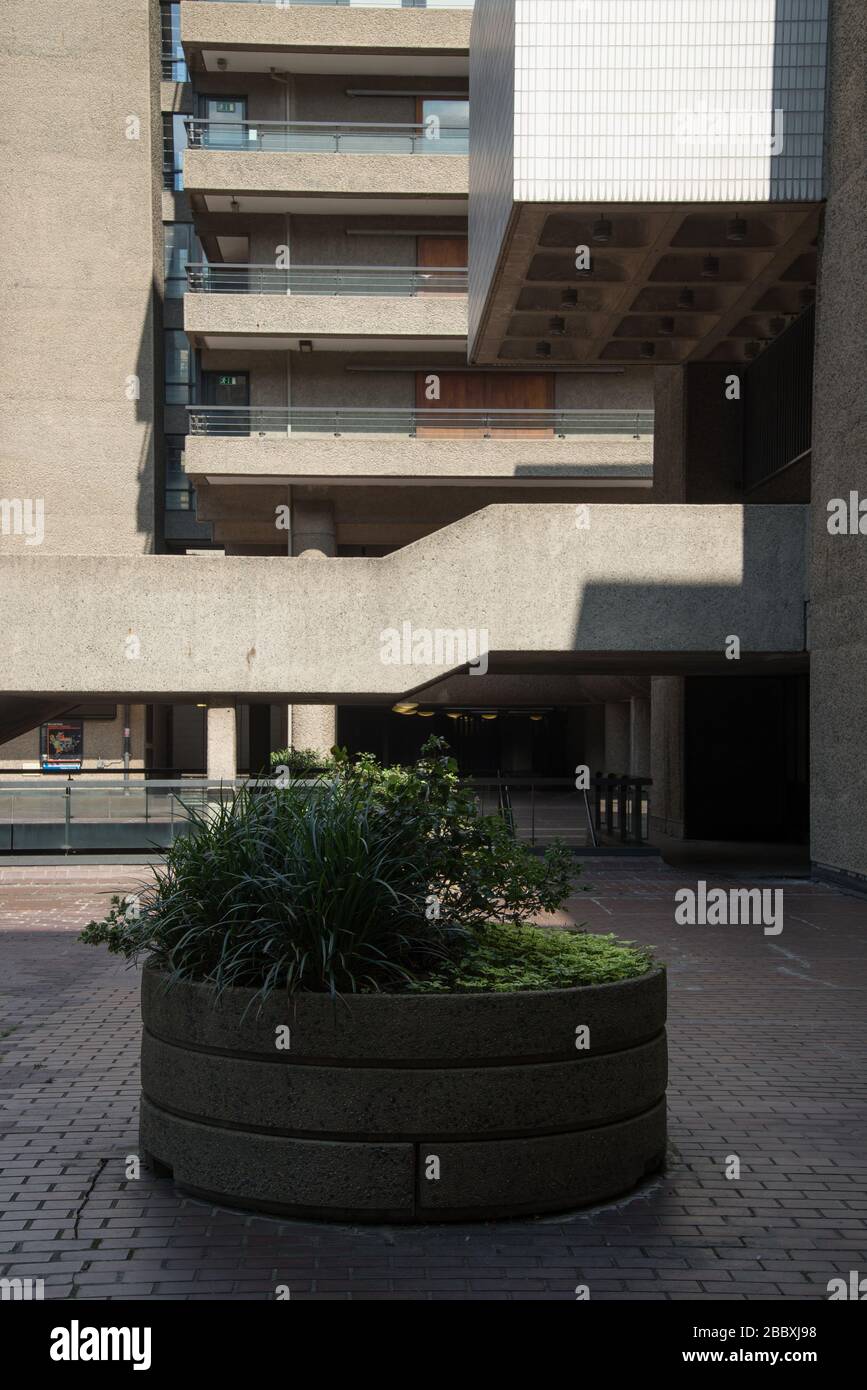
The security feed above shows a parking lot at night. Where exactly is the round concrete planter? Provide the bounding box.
[140,963,667,1222]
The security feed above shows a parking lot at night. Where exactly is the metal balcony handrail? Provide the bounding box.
[185,262,469,294]
[192,2,474,9]
[184,117,468,153]
[186,406,655,438]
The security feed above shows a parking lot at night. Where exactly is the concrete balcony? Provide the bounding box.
[184,407,654,485]
[0,504,808,702]
[184,264,468,350]
[180,1,473,79]
[184,120,468,215]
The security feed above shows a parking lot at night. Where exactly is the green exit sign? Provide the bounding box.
[219,376,239,387]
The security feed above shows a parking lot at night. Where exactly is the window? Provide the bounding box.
[161,3,187,82]
[165,331,194,405]
[165,435,192,511]
[162,112,187,190]
[164,224,201,298]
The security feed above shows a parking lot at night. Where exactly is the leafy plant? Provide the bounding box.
[80,738,599,1001]
[407,922,654,993]
[269,746,335,776]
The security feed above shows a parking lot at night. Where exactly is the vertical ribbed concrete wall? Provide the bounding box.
[468,0,515,352]
[511,0,827,204]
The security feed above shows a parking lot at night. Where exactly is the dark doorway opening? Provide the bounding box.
[684,674,809,842]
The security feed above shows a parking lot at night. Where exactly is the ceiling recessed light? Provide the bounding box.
[726,216,748,243]
[417,710,435,718]
[299,340,314,353]
[549,316,566,336]
[592,216,613,244]
[481,713,498,721]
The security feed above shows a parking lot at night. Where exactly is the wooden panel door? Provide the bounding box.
[415,372,554,438]
[485,372,554,437]
[417,237,468,267]
[417,236,468,295]
[416,370,485,437]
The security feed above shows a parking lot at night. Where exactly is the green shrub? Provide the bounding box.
[409,922,654,993]
[81,739,585,1001]
[269,746,335,776]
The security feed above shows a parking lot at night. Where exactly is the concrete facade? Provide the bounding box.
[0,0,863,881]
[808,0,867,885]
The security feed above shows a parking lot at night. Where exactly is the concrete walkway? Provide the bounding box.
[0,860,865,1300]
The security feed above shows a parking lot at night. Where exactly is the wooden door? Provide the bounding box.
[416,370,485,437]
[415,372,553,438]
[485,372,554,437]
[417,237,468,267]
[417,237,468,295]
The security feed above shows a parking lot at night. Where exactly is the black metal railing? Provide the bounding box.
[743,304,814,491]
[468,775,651,849]
[195,1,473,8]
[591,773,652,846]
[187,406,654,438]
[185,118,468,154]
[186,263,468,295]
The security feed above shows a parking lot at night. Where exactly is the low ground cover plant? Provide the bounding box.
[81,738,653,1000]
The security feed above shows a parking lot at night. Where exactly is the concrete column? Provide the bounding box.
[649,677,685,839]
[290,496,336,748]
[629,696,651,778]
[288,704,337,760]
[248,704,272,776]
[207,704,237,782]
[292,499,336,559]
[651,366,687,502]
[603,701,630,773]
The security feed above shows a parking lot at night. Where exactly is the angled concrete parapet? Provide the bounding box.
[0,504,808,701]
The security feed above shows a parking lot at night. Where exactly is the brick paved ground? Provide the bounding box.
[1,859,865,1301]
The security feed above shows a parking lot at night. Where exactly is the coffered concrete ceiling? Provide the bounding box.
[471,202,821,368]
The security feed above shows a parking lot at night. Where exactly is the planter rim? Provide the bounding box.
[142,957,664,1004]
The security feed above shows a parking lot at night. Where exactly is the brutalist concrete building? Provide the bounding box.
[0,0,864,889]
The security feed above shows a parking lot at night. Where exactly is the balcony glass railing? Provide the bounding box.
[187,406,654,438]
[185,118,469,155]
[186,263,468,294]
[194,2,474,9]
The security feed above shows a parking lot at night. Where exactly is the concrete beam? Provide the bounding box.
[0,504,808,701]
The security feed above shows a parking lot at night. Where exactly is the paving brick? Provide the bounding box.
[1,862,866,1299]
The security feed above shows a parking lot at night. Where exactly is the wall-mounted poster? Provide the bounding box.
[41,720,84,770]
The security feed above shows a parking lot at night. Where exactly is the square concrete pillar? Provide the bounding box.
[287,704,337,760]
[629,696,652,778]
[650,677,684,839]
[603,701,630,774]
[207,704,237,782]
